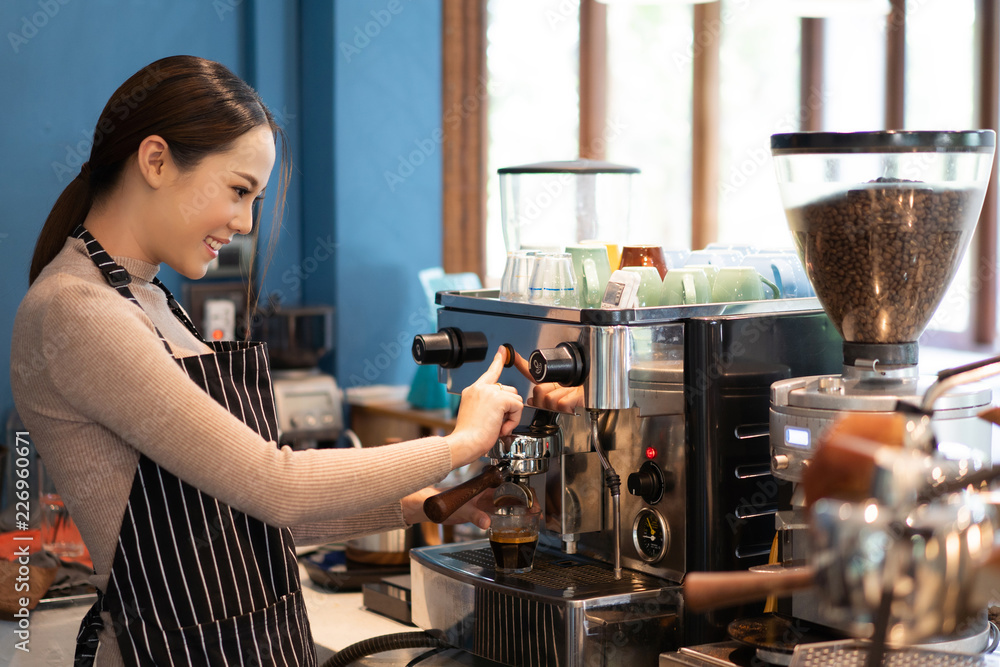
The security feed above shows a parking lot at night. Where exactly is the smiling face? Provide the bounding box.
[146,125,276,279]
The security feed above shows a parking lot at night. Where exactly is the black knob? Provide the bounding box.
[529,342,587,387]
[627,461,665,505]
[412,328,488,369]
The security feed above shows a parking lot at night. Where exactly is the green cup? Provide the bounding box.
[711,266,781,303]
[663,268,711,305]
[566,244,612,308]
[620,266,663,307]
[683,263,720,290]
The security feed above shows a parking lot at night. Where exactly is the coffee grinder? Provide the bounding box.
[766,131,998,647]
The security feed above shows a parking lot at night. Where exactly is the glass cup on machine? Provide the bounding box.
[499,250,539,302]
[489,504,541,574]
[527,253,578,307]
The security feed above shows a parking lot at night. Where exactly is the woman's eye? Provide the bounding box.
[234,187,249,198]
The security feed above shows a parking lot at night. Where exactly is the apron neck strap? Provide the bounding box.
[71,225,206,351]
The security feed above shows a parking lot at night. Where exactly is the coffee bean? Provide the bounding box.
[785,181,978,343]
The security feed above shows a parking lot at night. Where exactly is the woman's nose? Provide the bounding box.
[229,205,254,235]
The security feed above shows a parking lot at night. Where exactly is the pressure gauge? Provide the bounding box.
[632,508,669,563]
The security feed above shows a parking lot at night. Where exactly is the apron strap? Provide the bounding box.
[150,276,206,343]
[73,589,107,667]
[71,225,180,354]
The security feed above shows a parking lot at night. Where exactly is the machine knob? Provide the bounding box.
[412,328,489,369]
[627,461,665,505]
[529,342,587,387]
[772,454,789,471]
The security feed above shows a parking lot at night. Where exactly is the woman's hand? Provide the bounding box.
[444,347,524,468]
[402,486,496,529]
[511,351,584,414]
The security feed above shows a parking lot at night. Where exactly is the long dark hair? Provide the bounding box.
[30,55,290,298]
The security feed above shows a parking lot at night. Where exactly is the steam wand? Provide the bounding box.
[589,409,622,580]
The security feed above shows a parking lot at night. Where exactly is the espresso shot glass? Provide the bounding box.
[488,504,541,575]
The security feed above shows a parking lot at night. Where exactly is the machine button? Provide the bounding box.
[627,461,665,505]
[529,342,587,387]
[772,454,789,470]
[412,328,489,369]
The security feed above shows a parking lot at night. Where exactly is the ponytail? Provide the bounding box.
[29,165,93,284]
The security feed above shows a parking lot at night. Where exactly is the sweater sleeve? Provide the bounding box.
[36,280,454,527]
[289,502,408,546]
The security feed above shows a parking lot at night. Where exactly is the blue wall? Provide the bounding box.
[0,0,442,416]
[322,1,443,387]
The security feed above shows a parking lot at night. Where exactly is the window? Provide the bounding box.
[447,0,999,346]
[484,0,580,279]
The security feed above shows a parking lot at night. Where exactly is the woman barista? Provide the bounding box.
[10,55,523,666]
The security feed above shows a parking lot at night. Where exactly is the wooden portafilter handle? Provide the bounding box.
[683,566,816,614]
[423,464,506,523]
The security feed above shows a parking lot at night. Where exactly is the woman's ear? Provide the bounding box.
[136,135,171,189]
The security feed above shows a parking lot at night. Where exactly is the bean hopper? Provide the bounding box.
[759,130,1000,660]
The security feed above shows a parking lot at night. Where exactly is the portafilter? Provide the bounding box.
[423,409,560,523]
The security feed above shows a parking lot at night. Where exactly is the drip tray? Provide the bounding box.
[412,540,675,602]
[789,640,1000,667]
[449,547,635,587]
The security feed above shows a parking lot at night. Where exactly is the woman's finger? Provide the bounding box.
[512,350,533,382]
[474,347,508,386]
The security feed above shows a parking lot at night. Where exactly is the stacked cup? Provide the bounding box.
[527,252,579,307]
[501,243,803,308]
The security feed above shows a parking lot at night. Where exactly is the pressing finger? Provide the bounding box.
[475,347,508,385]
[512,350,534,382]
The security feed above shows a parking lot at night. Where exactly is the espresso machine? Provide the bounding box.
[402,163,845,666]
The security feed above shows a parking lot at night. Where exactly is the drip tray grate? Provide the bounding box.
[790,641,1000,667]
[446,547,659,590]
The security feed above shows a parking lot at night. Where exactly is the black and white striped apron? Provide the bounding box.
[71,226,316,666]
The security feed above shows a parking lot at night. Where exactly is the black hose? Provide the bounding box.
[320,632,450,667]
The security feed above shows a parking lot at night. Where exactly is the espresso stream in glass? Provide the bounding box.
[489,530,538,574]
[488,504,540,574]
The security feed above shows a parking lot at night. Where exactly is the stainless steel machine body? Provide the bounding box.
[410,291,844,665]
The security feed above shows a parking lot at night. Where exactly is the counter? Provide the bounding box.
[0,563,430,666]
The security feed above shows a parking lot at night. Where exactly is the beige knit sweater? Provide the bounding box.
[10,237,453,664]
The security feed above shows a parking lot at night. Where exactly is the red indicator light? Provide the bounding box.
[212,329,225,341]
[645,446,657,460]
